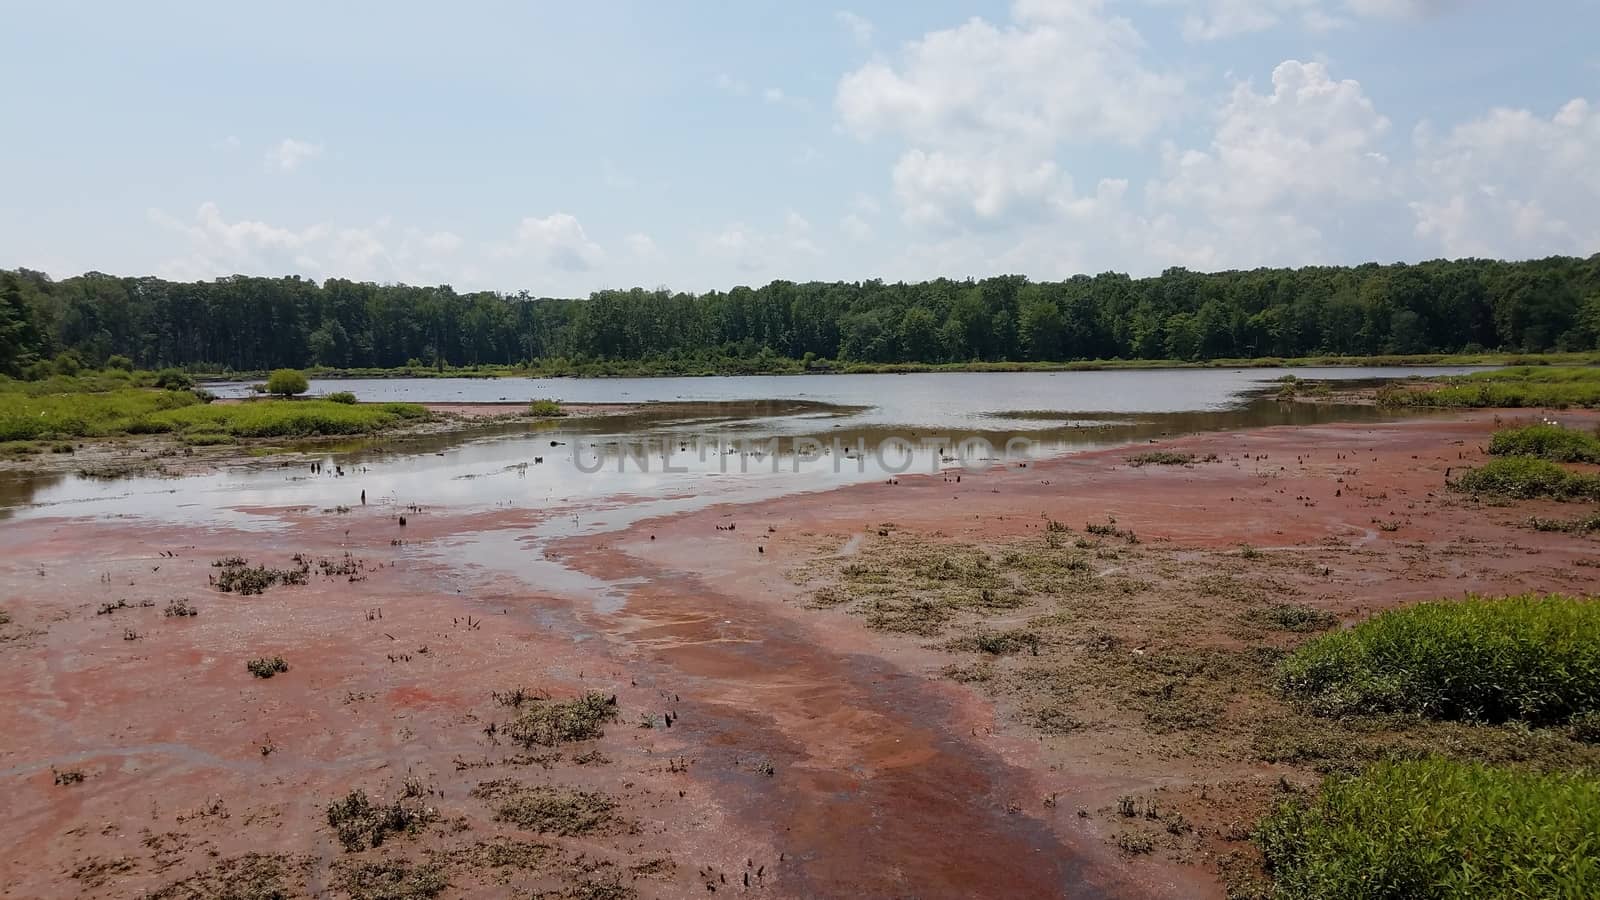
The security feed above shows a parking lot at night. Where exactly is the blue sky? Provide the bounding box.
[2,0,1597,295]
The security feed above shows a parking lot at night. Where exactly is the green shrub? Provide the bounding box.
[155,367,194,390]
[1256,758,1600,899]
[1489,424,1600,462]
[1380,366,1600,409]
[246,657,289,678]
[105,355,133,371]
[527,398,565,417]
[326,391,358,404]
[1450,457,1600,500]
[1277,594,1600,725]
[265,369,309,398]
[503,692,618,747]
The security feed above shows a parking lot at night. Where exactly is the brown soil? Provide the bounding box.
[2,410,1596,898]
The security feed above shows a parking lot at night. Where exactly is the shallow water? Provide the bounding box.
[2,368,1470,525]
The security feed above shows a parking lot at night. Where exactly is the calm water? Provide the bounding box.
[2,367,1477,527]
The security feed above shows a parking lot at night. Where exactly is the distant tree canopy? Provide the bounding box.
[2,256,1598,376]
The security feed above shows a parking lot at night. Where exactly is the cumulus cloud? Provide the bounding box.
[1410,98,1600,258]
[146,202,481,285]
[625,232,662,260]
[499,213,605,272]
[700,214,822,277]
[265,138,323,172]
[1146,60,1394,264]
[837,0,1183,151]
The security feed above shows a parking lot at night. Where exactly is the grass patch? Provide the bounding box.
[1256,758,1600,899]
[333,858,448,900]
[1528,512,1600,534]
[147,853,310,900]
[948,628,1043,656]
[1449,457,1600,500]
[1248,604,1338,633]
[1489,424,1600,462]
[503,692,619,748]
[215,559,310,595]
[1277,594,1600,725]
[1378,366,1600,409]
[326,789,438,852]
[246,657,289,679]
[1127,450,1196,467]
[0,382,427,442]
[528,398,566,417]
[471,781,621,836]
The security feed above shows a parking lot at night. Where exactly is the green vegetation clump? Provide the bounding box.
[1528,512,1600,534]
[326,789,437,852]
[265,368,309,398]
[1256,758,1600,899]
[1277,594,1600,725]
[215,561,309,594]
[1127,450,1196,467]
[1489,423,1600,462]
[1449,457,1600,500]
[1381,366,1600,409]
[471,781,621,836]
[527,398,565,417]
[325,390,358,404]
[334,859,447,900]
[0,379,426,442]
[154,367,194,390]
[1248,604,1338,633]
[246,657,289,679]
[503,692,619,747]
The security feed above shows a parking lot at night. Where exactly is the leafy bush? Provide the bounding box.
[1488,424,1600,463]
[105,354,133,371]
[326,789,436,852]
[1256,758,1600,899]
[1449,457,1600,500]
[265,368,309,398]
[155,367,194,390]
[325,390,358,404]
[1127,450,1196,467]
[1277,594,1600,725]
[527,398,565,417]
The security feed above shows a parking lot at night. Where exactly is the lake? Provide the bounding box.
[3,367,1479,526]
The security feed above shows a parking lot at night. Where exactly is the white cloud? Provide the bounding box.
[499,213,605,272]
[840,213,874,241]
[625,232,662,260]
[264,138,323,172]
[835,10,874,46]
[837,0,1183,152]
[892,149,1074,229]
[700,215,822,277]
[1175,0,1464,39]
[1410,98,1600,258]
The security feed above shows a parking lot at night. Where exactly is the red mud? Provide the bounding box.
[1,410,1596,898]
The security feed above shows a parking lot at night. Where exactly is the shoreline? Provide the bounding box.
[1,409,1597,896]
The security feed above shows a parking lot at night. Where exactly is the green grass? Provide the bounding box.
[1277,594,1600,725]
[1449,457,1600,500]
[1256,758,1600,899]
[1379,366,1600,409]
[0,383,427,442]
[502,692,619,747]
[1489,424,1600,463]
[527,398,566,417]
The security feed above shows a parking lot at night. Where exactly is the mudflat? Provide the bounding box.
[2,409,1596,898]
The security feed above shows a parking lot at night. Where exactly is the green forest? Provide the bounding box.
[3,255,1599,376]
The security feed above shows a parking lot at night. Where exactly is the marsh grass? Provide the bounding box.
[246,657,289,679]
[333,858,448,900]
[527,398,566,417]
[145,853,311,900]
[1378,366,1600,409]
[1489,424,1600,462]
[1247,604,1337,633]
[1255,758,1600,899]
[326,789,438,852]
[0,383,426,442]
[471,781,621,836]
[1277,594,1600,725]
[1127,451,1197,467]
[503,692,619,747]
[1449,457,1600,500]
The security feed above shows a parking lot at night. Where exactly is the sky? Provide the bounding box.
[2,0,1598,296]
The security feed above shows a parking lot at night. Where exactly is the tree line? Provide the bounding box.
[2,255,1598,376]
